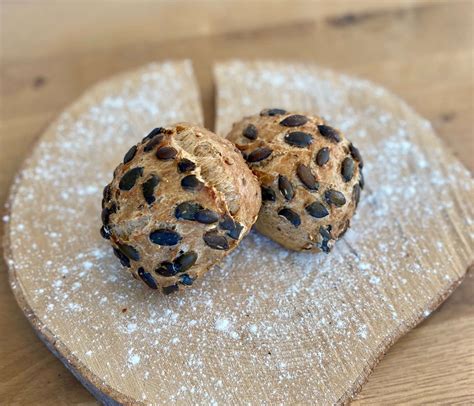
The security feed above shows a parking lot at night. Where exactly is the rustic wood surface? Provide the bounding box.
[0,0,473,404]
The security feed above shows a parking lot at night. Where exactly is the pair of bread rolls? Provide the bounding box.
[101,111,363,293]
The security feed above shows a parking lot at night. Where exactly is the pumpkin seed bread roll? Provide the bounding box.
[226,109,364,253]
[101,123,261,293]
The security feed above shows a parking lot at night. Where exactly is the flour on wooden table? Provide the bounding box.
[4,61,473,405]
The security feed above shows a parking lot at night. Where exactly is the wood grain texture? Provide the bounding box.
[1,0,473,404]
[3,60,473,404]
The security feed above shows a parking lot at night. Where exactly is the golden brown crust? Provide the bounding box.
[226,110,363,252]
[102,123,261,292]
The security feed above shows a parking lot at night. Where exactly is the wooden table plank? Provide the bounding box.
[1,1,472,404]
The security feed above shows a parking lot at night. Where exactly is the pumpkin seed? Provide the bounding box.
[156,146,177,160]
[144,135,164,152]
[175,201,203,220]
[261,186,276,202]
[142,127,164,142]
[305,202,329,218]
[181,175,204,191]
[195,209,219,224]
[142,175,160,205]
[155,261,177,277]
[246,147,273,163]
[243,124,258,140]
[113,247,130,268]
[341,157,355,182]
[280,114,308,127]
[117,243,140,261]
[297,164,319,190]
[349,143,363,168]
[325,189,346,207]
[260,108,287,116]
[353,184,361,207]
[179,274,194,286]
[138,267,158,289]
[317,125,341,143]
[278,175,294,201]
[119,167,143,191]
[123,145,137,164]
[149,229,182,246]
[203,230,229,250]
[162,284,179,295]
[315,147,330,166]
[177,158,196,173]
[284,131,313,148]
[173,251,198,273]
[219,215,243,240]
[278,208,301,227]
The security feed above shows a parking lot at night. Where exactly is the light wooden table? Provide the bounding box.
[0,1,472,404]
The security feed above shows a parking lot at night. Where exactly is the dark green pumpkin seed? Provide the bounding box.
[280,115,308,127]
[156,146,177,160]
[101,206,111,225]
[173,251,198,273]
[359,171,365,189]
[177,158,196,173]
[341,157,355,182]
[297,164,319,191]
[325,189,346,207]
[219,215,243,240]
[349,144,363,168]
[203,230,229,250]
[261,186,276,202]
[119,167,144,191]
[319,226,332,253]
[113,248,130,268]
[195,209,219,224]
[175,201,203,220]
[278,208,301,227]
[246,147,273,163]
[117,243,140,261]
[101,203,116,225]
[319,226,331,240]
[102,184,111,208]
[260,108,287,116]
[162,284,179,295]
[155,261,177,277]
[317,125,341,143]
[316,147,330,166]
[219,215,234,231]
[227,223,243,240]
[103,184,112,202]
[100,225,110,239]
[305,202,329,218]
[149,229,182,246]
[243,124,258,140]
[142,127,164,142]
[278,175,294,201]
[179,274,194,286]
[138,267,158,289]
[142,175,160,205]
[353,184,361,207]
[144,135,164,152]
[181,175,204,191]
[123,145,137,164]
[284,131,313,148]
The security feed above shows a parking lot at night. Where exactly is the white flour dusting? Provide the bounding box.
[4,61,473,405]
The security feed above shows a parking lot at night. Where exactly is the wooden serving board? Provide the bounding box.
[3,60,473,405]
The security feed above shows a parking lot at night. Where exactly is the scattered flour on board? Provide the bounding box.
[4,61,473,404]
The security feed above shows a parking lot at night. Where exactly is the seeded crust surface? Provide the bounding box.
[101,123,261,293]
[226,109,364,252]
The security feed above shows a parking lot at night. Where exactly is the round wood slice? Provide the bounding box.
[4,60,473,405]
